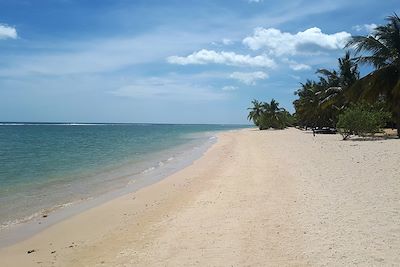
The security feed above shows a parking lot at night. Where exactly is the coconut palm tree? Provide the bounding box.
[317,51,360,110]
[247,99,263,126]
[264,99,285,122]
[248,99,291,130]
[259,99,287,130]
[293,80,324,128]
[346,13,400,137]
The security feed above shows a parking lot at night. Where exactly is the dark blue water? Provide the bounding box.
[0,123,248,228]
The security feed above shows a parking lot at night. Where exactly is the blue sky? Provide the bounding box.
[0,0,398,124]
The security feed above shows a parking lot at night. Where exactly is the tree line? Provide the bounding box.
[248,13,400,138]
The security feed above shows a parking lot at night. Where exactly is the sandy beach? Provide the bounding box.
[1,128,399,266]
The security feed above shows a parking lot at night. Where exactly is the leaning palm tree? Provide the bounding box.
[247,99,263,126]
[346,13,400,137]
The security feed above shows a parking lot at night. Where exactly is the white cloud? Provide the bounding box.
[243,27,351,56]
[229,71,268,85]
[352,23,377,33]
[283,59,312,71]
[0,24,17,40]
[167,49,276,68]
[289,63,311,71]
[222,85,238,91]
[248,0,263,3]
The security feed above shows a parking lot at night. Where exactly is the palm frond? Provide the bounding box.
[346,36,392,68]
[347,65,399,101]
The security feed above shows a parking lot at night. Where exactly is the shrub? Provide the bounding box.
[336,103,391,140]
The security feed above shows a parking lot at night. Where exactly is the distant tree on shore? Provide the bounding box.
[247,99,264,127]
[248,99,293,130]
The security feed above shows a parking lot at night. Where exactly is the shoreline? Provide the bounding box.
[0,130,223,248]
[1,128,399,266]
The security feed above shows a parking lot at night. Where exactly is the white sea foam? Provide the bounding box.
[0,200,78,230]
[141,166,156,174]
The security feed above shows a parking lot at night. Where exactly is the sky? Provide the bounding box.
[0,0,399,124]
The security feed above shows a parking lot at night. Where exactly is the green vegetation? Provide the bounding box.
[248,13,399,138]
[337,103,391,140]
[248,99,293,130]
[346,13,400,137]
[293,51,360,129]
[290,13,400,139]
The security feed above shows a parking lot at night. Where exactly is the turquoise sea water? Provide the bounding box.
[0,123,247,230]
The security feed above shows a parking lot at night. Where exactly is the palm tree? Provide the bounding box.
[247,99,263,126]
[259,99,288,130]
[293,80,324,128]
[248,99,291,130]
[264,99,285,122]
[346,13,400,137]
[317,52,360,108]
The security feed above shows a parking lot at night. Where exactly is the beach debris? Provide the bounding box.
[27,249,36,254]
[42,214,48,218]
[51,250,56,254]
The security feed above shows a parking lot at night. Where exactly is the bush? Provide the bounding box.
[336,103,390,140]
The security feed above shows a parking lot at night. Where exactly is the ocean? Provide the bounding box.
[0,123,247,234]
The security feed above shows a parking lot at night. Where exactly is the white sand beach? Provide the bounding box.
[1,128,399,266]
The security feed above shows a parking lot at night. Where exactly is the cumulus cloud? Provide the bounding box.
[352,23,377,33]
[222,85,238,91]
[0,24,17,40]
[229,71,268,85]
[167,49,276,68]
[243,27,351,56]
[290,63,311,71]
[283,59,312,71]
